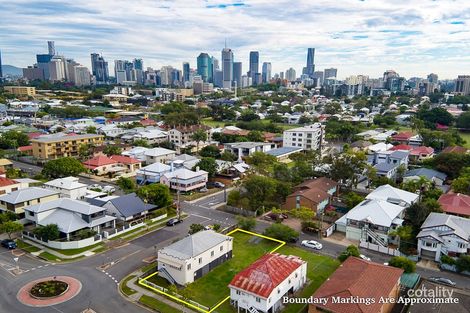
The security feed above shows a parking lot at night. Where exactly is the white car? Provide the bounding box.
[301,240,323,250]
[102,185,116,193]
[360,254,371,261]
[87,184,101,190]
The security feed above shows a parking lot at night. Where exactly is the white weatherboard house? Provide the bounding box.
[229,253,307,313]
[43,177,88,200]
[157,230,233,285]
[417,213,470,262]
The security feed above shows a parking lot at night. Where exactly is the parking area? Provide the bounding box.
[408,281,470,313]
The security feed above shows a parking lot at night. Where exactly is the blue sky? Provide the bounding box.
[0,0,469,79]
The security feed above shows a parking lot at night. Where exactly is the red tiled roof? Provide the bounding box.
[436,123,449,130]
[229,253,305,298]
[110,155,141,164]
[442,146,468,154]
[410,146,434,156]
[222,129,250,136]
[27,132,43,140]
[391,131,413,141]
[389,144,413,151]
[140,118,156,126]
[311,257,403,313]
[288,187,330,205]
[17,145,33,152]
[0,177,18,187]
[439,193,470,217]
[295,177,337,192]
[83,155,117,169]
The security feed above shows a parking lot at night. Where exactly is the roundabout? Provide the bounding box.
[17,276,82,307]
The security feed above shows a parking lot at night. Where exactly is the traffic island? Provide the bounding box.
[17,276,82,307]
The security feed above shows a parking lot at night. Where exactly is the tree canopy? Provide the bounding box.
[42,157,86,178]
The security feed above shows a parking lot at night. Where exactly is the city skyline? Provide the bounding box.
[0,0,469,79]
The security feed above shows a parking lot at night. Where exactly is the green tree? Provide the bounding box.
[338,245,360,262]
[42,157,86,178]
[76,229,97,240]
[455,255,470,273]
[133,139,150,148]
[456,111,470,129]
[452,176,470,194]
[388,256,416,273]
[289,207,315,221]
[193,157,218,177]
[116,177,137,193]
[33,224,60,241]
[245,152,278,175]
[136,183,172,207]
[247,130,264,142]
[103,145,123,156]
[244,175,277,210]
[188,223,205,235]
[86,126,97,134]
[263,224,299,242]
[236,216,256,231]
[220,151,238,162]
[0,130,30,149]
[191,129,208,154]
[199,145,221,158]
[78,144,92,160]
[0,221,23,239]
[344,192,365,209]
[426,152,470,179]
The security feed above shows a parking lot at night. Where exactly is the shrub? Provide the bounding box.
[455,255,470,273]
[440,254,456,265]
[338,245,360,262]
[388,256,416,273]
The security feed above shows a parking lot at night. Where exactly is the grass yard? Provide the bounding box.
[120,275,138,296]
[139,295,182,313]
[16,239,41,253]
[458,131,470,148]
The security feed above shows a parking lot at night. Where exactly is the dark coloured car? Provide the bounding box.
[206,181,226,189]
[1,239,17,249]
[166,218,183,226]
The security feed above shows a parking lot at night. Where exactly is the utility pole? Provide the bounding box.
[176,175,181,220]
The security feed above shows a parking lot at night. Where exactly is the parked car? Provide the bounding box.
[360,254,371,261]
[288,236,299,243]
[200,187,208,193]
[301,240,323,250]
[88,184,101,190]
[265,212,288,222]
[207,181,225,188]
[102,185,116,193]
[1,239,17,249]
[166,218,183,226]
[429,277,456,286]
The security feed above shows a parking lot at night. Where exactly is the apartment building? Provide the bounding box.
[282,123,325,151]
[31,134,104,160]
[168,124,211,146]
[4,86,36,97]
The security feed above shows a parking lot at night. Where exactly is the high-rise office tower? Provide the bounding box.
[183,62,190,83]
[286,68,296,81]
[133,58,143,70]
[74,66,91,87]
[114,60,127,84]
[0,50,3,80]
[427,73,438,84]
[48,56,66,81]
[455,75,470,96]
[324,68,338,81]
[306,48,315,77]
[312,71,324,86]
[262,62,272,84]
[90,53,109,84]
[280,72,284,80]
[197,53,213,83]
[249,51,259,84]
[48,41,56,56]
[221,47,233,89]
[233,62,242,88]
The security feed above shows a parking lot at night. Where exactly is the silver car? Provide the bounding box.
[301,240,323,250]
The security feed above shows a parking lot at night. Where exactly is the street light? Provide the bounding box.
[13,257,19,272]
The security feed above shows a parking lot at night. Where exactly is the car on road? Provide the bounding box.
[301,240,322,250]
[166,218,183,226]
[88,184,101,190]
[429,277,456,286]
[360,254,371,261]
[1,239,17,249]
[207,181,225,188]
[102,185,116,193]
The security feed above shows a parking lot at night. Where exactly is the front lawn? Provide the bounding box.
[139,295,182,313]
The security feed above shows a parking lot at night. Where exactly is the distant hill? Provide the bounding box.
[1,65,23,76]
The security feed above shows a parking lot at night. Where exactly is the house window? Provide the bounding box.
[277,288,280,294]
[288,279,291,284]
[295,273,298,278]
[187,263,191,270]
[236,290,241,295]
[256,297,261,303]
[211,251,214,257]
[458,242,466,249]
[220,245,223,252]
[199,257,202,264]
[424,241,437,248]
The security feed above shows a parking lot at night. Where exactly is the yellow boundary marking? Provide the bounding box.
[138,228,285,313]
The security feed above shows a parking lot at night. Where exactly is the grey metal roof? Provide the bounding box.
[390,150,409,159]
[107,193,157,217]
[404,168,447,181]
[0,187,59,204]
[418,212,470,242]
[26,198,105,215]
[266,146,303,157]
[374,162,398,172]
[159,230,232,260]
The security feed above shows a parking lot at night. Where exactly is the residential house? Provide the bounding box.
[390,131,413,144]
[168,124,211,146]
[136,162,171,184]
[403,168,447,186]
[224,142,276,160]
[409,146,434,162]
[157,230,233,285]
[408,134,423,147]
[169,154,200,170]
[442,146,468,154]
[265,147,303,162]
[229,253,307,313]
[100,193,158,221]
[24,198,116,240]
[438,194,470,218]
[122,146,149,162]
[43,177,88,200]
[109,155,142,173]
[0,187,60,216]
[83,156,120,176]
[309,257,403,313]
[31,134,104,160]
[0,177,32,195]
[0,159,13,171]
[133,128,168,145]
[367,142,393,154]
[417,212,470,261]
[284,177,338,214]
[282,123,325,151]
[144,147,177,165]
[160,167,208,192]
[366,184,419,207]
[374,162,400,179]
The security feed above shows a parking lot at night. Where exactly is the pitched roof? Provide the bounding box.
[0,187,59,204]
[159,230,232,260]
[17,145,33,152]
[163,168,208,180]
[346,199,405,227]
[288,187,330,205]
[442,146,468,154]
[391,131,413,141]
[144,147,176,157]
[26,198,105,215]
[311,257,403,313]
[229,253,305,298]
[106,193,157,217]
[296,177,338,192]
[366,184,418,206]
[109,155,141,164]
[410,146,434,156]
[404,168,447,181]
[137,162,171,174]
[0,177,18,187]
[438,193,470,217]
[44,177,87,190]
[83,155,117,169]
[389,144,413,151]
[417,212,470,242]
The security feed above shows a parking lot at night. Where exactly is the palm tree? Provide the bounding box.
[191,129,207,154]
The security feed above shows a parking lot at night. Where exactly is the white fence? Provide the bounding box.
[324,224,335,237]
[104,222,145,239]
[23,232,102,249]
[359,241,401,256]
[150,213,167,223]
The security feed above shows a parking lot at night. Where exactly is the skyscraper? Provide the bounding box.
[262,62,272,83]
[0,50,3,80]
[90,53,109,84]
[249,51,259,84]
[324,68,338,81]
[197,53,213,83]
[286,68,296,81]
[48,41,56,56]
[133,58,143,70]
[221,47,233,89]
[183,62,190,82]
[114,60,127,84]
[306,48,315,77]
[233,62,242,88]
